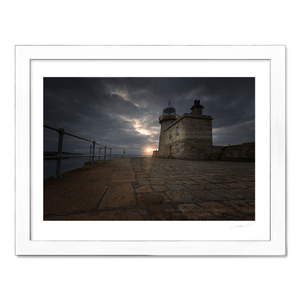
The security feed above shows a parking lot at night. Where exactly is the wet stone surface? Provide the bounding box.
[44,157,255,220]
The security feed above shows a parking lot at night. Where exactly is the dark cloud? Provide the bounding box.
[44,77,255,153]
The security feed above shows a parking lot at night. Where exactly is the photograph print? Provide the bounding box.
[43,77,255,221]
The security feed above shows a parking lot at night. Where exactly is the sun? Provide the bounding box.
[141,144,158,155]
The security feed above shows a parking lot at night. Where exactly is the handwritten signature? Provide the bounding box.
[230,224,253,228]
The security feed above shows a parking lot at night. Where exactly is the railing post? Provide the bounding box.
[110,148,111,161]
[89,145,92,162]
[104,146,106,163]
[54,128,64,178]
[91,141,95,166]
[99,148,101,161]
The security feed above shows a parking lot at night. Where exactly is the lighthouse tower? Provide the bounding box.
[157,100,179,157]
[153,99,213,160]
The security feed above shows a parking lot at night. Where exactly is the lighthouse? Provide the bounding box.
[157,100,179,157]
[153,99,213,160]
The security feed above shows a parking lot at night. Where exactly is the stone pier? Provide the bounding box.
[44,157,255,220]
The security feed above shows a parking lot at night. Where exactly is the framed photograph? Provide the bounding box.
[16,45,285,255]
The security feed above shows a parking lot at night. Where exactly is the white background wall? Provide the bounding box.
[1,1,298,299]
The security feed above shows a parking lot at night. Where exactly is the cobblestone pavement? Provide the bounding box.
[44,157,255,220]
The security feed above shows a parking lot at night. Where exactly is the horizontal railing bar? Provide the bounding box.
[44,125,60,132]
[64,132,105,147]
[64,155,106,158]
[44,125,106,147]
[44,154,106,159]
[95,147,112,149]
[44,125,112,177]
[64,132,93,143]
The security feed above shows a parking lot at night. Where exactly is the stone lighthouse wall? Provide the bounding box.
[153,101,254,161]
[162,114,213,160]
[158,119,175,156]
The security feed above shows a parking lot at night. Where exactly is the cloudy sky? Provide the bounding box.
[44,77,255,154]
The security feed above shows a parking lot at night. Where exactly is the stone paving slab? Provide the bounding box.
[151,185,169,192]
[46,208,149,220]
[165,190,195,203]
[44,184,107,215]
[44,157,255,220]
[98,182,137,209]
[198,202,238,219]
[177,204,214,220]
[137,193,169,206]
[223,200,255,217]
[147,205,184,220]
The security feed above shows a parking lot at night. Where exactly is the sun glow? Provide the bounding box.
[145,147,158,154]
[141,145,158,155]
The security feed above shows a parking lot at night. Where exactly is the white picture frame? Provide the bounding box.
[15,45,286,255]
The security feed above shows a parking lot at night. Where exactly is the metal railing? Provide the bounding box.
[87,144,112,162]
[44,125,111,178]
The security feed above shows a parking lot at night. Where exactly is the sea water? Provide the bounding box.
[43,154,150,178]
